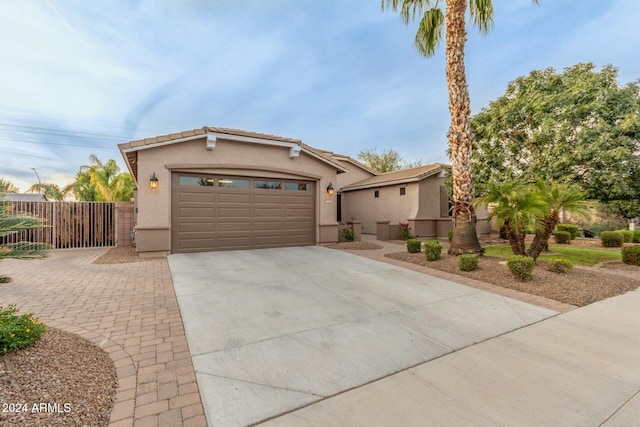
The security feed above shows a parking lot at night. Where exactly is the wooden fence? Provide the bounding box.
[1,201,135,249]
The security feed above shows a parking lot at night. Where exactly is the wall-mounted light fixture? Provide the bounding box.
[150,172,159,189]
[326,183,334,195]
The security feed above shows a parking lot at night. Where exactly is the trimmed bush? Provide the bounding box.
[555,224,580,239]
[547,258,574,273]
[424,240,442,261]
[448,230,453,242]
[600,231,624,248]
[553,231,571,244]
[459,254,479,271]
[633,230,640,243]
[406,238,421,254]
[506,255,535,281]
[0,305,47,354]
[622,245,640,266]
[341,227,356,242]
[619,229,633,243]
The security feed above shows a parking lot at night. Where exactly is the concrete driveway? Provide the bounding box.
[168,246,556,426]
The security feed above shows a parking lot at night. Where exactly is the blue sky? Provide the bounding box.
[1,0,639,192]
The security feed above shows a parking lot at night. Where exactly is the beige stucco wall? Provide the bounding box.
[133,137,341,254]
[342,182,419,234]
[334,160,375,189]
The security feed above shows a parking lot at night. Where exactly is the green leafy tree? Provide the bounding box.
[28,183,64,201]
[471,63,640,218]
[0,179,19,193]
[382,0,539,255]
[0,197,51,282]
[64,155,136,201]
[357,148,423,172]
[475,177,546,256]
[527,179,589,260]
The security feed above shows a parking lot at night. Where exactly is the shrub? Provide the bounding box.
[622,245,640,266]
[580,223,603,238]
[459,254,479,271]
[618,229,633,243]
[556,224,580,239]
[633,230,640,243]
[547,258,574,273]
[341,227,356,242]
[406,238,421,253]
[506,255,535,281]
[424,240,442,261]
[553,231,571,244]
[0,305,46,354]
[448,230,453,242]
[399,223,411,240]
[600,231,624,248]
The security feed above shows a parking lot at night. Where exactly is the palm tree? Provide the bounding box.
[28,183,64,201]
[64,155,136,202]
[383,0,538,254]
[0,178,19,194]
[527,179,589,260]
[475,178,546,256]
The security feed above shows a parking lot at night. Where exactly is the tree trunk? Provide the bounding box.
[445,0,482,255]
[527,212,560,260]
[504,220,527,256]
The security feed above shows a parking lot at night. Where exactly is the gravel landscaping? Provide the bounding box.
[324,241,384,250]
[92,246,146,264]
[385,251,640,307]
[0,327,116,427]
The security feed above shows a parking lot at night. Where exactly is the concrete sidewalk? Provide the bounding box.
[261,288,640,426]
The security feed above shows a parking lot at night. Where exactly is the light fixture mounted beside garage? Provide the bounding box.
[326,183,334,195]
[150,172,159,189]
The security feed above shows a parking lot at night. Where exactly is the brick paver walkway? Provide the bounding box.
[0,249,207,427]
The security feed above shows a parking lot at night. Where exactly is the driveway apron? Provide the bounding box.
[168,246,556,426]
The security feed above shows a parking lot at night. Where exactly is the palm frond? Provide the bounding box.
[0,242,51,260]
[415,7,444,57]
[469,0,494,34]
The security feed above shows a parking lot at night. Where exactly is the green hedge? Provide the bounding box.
[406,238,421,254]
[556,224,580,239]
[547,258,574,273]
[622,246,640,266]
[600,231,624,248]
[507,255,535,281]
[459,254,479,271]
[424,240,442,261]
[633,230,640,243]
[553,231,571,244]
[618,229,633,243]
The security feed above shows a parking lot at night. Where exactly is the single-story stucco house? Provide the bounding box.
[118,126,489,257]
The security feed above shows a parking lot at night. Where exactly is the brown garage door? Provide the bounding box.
[171,173,315,253]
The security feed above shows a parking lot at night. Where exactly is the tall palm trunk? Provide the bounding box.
[527,211,560,260]
[446,0,482,255]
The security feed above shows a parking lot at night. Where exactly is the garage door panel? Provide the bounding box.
[218,193,251,203]
[172,173,315,253]
[217,222,252,232]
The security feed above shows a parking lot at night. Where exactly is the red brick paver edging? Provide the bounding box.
[0,249,207,427]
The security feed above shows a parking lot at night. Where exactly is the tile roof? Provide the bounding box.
[342,163,449,190]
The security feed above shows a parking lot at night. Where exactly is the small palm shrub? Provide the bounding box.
[0,305,47,354]
[618,230,633,243]
[622,246,640,266]
[555,224,580,239]
[424,240,442,261]
[633,230,640,243]
[341,227,356,242]
[600,231,624,248]
[459,254,479,271]
[547,258,573,273]
[553,231,571,244]
[507,255,535,281]
[406,238,421,254]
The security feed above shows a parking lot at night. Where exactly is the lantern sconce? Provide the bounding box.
[326,183,334,196]
[150,172,159,189]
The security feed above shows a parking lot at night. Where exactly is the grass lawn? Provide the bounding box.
[484,244,621,266]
